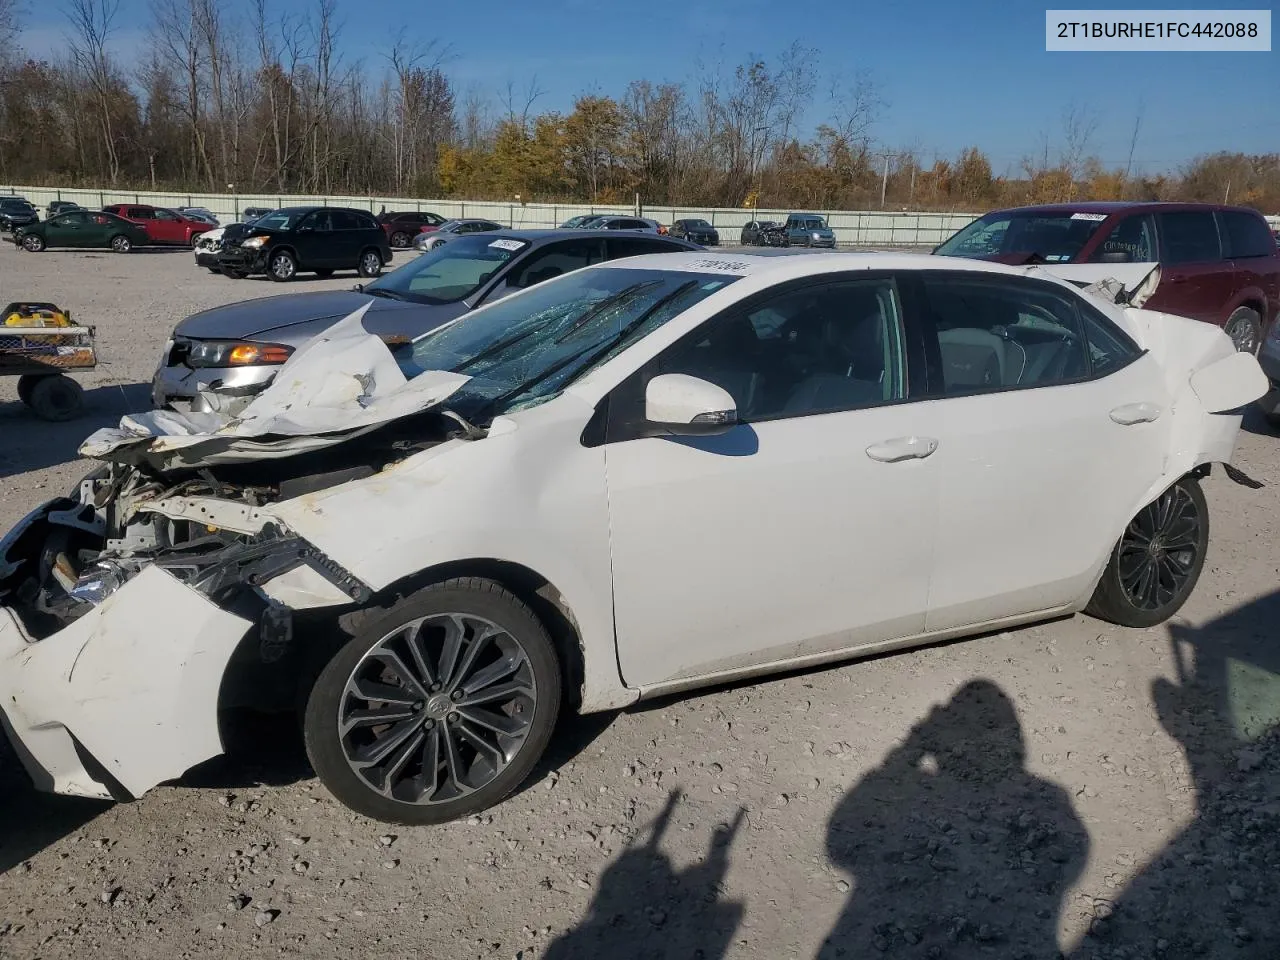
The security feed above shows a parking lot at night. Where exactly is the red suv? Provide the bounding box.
[376,210,447,248]
[102,204,212,247]
[934,202,1280,353]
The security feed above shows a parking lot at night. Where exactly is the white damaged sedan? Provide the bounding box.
[0,252,1268,824]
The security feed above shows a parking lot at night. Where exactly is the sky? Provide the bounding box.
[16,0,1280,176]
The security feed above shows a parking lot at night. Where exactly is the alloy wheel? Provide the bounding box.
[271,254,295,280]
[337,613,537,806]
[361,251,382,276]
[1116,483,1202,611]
[1224,315,1260,355]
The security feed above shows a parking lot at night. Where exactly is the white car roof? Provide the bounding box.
[591,250,1053,280]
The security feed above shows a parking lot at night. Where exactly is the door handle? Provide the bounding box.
[865,436,939,462]
[1109,402,1162,425]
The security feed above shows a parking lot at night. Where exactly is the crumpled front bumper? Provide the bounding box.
[0,565,251,800]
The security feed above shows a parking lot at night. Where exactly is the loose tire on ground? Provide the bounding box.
[303,577,562,825]
[1085,475,1208,628]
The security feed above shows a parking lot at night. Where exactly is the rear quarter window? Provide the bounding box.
[1159,211,1222,264]
[1220,210,1275,259]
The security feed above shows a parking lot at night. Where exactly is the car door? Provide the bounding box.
[85,213,117,247]
[329,210,363,267]
[1219,209,1280,335]
[910,270,1171,632]
[294,210,333,267]
[602,274,940,690]
[1147,210,1231,323]
[126,206,156,240]
[43,212,85,247]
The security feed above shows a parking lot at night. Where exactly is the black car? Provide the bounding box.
[0,197,39,232]
[154,229,701,410]
[216,206,392,282]
[46,200,82,218]
[377,210,448,247]
[669,218,719,245]
[740,219,783,246]
[241,206,274,223]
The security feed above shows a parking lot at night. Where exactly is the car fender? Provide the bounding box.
[1123,306,1266,509]
[263,396,635,714]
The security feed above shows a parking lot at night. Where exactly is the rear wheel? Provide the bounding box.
[269,250,297,282]
[21,234,45,252]
[1085,476,1208,628]
[110,235,131,253]
[390,231,411,248]
[1223,307,1262,355]
[357,249,384,278]
[303,577,561,825]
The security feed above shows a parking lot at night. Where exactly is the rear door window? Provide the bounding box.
[606,237,679,259]
[330,211,361,230]
[1158,211,1222,264]
[510,239,605,287]
[1091,214,1158,263]
[1219,210,1275,259]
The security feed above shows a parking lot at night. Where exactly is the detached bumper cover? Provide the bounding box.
[0,565,251,800]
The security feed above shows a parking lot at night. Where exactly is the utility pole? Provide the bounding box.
[880,153,890,208]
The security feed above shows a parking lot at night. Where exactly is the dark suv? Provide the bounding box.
[377,210,447,247]
[216,206,392,282]
[0,197,39,232]
[935,202,1280,354]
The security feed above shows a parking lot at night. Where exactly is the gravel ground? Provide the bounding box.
[1,245,1279,960]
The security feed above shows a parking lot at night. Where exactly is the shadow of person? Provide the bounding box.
[543,790,747,960]
[818,679,1088,959]
[1070,591,1280,958]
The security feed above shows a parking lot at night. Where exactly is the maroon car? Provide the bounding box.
[934,202,1280,354]
[376,210,447,248]
[102,204,212,247]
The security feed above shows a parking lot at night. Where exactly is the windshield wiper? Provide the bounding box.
[365,287,408,301]
[552,280,664,344]
[483,279,700,417]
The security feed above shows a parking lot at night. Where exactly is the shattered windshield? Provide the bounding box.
[935,210,1110,261]
[397,266,738,422]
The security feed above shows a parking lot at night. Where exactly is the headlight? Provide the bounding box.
[187,340,294,367]
[240,236,267,249]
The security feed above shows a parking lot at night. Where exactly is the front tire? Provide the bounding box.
[1223,307,1262,355]
[21,234,45,252]
[268,250,297,282]
[304,577,561,825]
[1085,476,1208,628]
[357,249,383,278]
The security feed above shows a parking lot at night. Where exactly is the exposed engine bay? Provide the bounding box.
[0,406,463,641]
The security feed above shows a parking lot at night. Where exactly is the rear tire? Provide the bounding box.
[390,231,411,248]
[1085,476,1208,628]
[26,374,85,421]
[110,235,131,253]
[303,577,561,825]
[1223,307,1262,355]
[17,374,40,406]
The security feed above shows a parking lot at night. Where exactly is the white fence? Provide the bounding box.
[5,184,1278,247]
[3,184,982,247]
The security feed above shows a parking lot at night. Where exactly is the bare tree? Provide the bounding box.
[65,0,123,183]
[0,0,22,52]
[1060,100,1099,188]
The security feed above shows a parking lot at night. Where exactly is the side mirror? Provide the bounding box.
[1100,250,1132,263]
[353,283,365,292]
[645,373,737,436]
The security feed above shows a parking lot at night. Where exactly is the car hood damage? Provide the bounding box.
[86,302,470,471]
